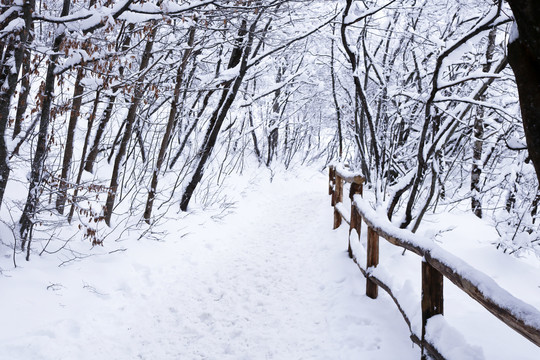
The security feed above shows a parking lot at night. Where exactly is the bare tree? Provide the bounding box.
[143,25,196,223]
[19,0,73,249]
[104,24,158,226]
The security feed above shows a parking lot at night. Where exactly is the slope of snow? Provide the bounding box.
[0,168,418,359]
[342,174,540,359]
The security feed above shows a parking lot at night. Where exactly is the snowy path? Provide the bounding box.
[1,170,418,359]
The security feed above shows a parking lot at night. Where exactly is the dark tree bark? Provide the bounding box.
[266,65,282,166]
[14,47,32,139]
[56,67,84,214]
[248,108,262,160]
[506,1,540,185]
[84,92,116,173]
[471,28,497,218]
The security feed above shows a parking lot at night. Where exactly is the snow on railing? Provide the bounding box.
[328,164,540,360]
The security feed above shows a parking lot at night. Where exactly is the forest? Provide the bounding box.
[0,0,538,262]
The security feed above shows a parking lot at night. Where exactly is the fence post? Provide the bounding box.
[333,173,343,229]
[348,182,363,258]
[421,260,444,359]
[366,226,379,299]
[329,166,335,197]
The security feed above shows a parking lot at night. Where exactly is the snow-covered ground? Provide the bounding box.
[0,168,419,359]
[2,166,540,359]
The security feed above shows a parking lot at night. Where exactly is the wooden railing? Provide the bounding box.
[329,164,540,359]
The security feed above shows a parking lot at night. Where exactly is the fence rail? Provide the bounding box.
[329,164,540,359]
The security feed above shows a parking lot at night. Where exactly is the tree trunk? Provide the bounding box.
[14,47,32,139]
[330,29,343,158]
[56,67,84,214]
[266,65,282,166]
[84,93,116,173]
[341,0,380,170]
[506,1,540,186]
[471,28,496,218]
[248,108,262,160]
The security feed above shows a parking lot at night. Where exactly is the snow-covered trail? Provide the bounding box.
[1,170,418,359]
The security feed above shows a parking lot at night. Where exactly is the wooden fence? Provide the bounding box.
[329,164,540,359]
